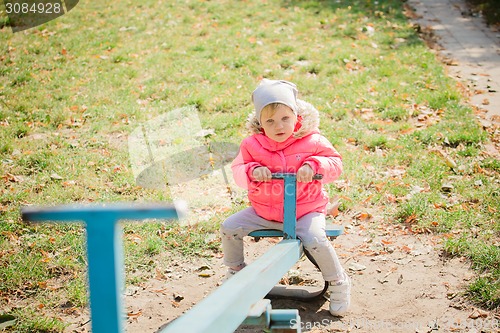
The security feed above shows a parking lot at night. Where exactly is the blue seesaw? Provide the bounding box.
[21,173,343,333]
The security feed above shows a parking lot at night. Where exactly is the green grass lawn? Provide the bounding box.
[1,0,499,331]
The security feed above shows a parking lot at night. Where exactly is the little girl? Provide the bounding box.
[220,79,350,316]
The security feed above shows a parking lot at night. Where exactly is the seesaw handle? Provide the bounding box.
[271,173,323,180]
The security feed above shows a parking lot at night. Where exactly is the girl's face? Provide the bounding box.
[260,104,297,142]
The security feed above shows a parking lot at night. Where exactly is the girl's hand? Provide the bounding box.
[297,164,314,183]
[253,166,272,182]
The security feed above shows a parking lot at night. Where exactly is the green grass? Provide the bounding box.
[1,0,499,330]
[445,236,500,309]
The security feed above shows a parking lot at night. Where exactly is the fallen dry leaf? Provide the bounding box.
[374,182,386,192]
[431,149,457,169]
[361,194,374,205]
[197,265,211,271]
[152,288,169,295]
[404,213,417,224]
[50,173,63,180]
[327,196,341,217]
[468,308,489,319]
[358,250,378,256]
[2,173,24,183]
[354,212,372,221]
[127,310,142,318]
[155,267,167,280]
[127,310,142,322]
[62,180,76,187]
[385,193,397,203]
[348,262,367,271]
[173,293,184,302]
[400,245,412,253]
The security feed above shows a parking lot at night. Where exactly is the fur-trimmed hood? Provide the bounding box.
[245,99,320,138]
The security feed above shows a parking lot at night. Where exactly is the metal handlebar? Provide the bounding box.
[271,173,323,180]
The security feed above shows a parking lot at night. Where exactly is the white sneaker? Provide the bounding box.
[222,263,246,283]
[329,272,351,316]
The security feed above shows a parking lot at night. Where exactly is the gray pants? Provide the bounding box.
[220,207,345,282]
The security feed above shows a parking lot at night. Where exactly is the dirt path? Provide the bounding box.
[407,0,500,124]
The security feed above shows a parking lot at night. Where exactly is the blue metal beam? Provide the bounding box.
[161,239,303,333]
[21,202,185,333]
[21,202,186,222]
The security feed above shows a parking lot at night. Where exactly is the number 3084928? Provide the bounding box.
[5,2,62,14]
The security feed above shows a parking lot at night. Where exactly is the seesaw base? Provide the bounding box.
[267,282,328,301]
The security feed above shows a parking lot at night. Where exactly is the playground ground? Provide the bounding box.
[49,0,500,332]
[1,0,499,332]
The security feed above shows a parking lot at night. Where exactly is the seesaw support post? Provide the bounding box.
[21,203,184,333]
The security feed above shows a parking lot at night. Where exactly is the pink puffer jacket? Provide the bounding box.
[232,100,342,222]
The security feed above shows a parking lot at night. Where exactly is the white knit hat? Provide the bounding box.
[252,79,298,123]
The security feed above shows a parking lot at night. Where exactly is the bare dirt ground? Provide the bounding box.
[62,208,498,333]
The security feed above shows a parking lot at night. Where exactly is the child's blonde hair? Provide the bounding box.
[260,103,296,123]
[260,103,282,118]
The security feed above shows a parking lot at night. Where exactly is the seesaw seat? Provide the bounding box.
[249,224,343,241]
